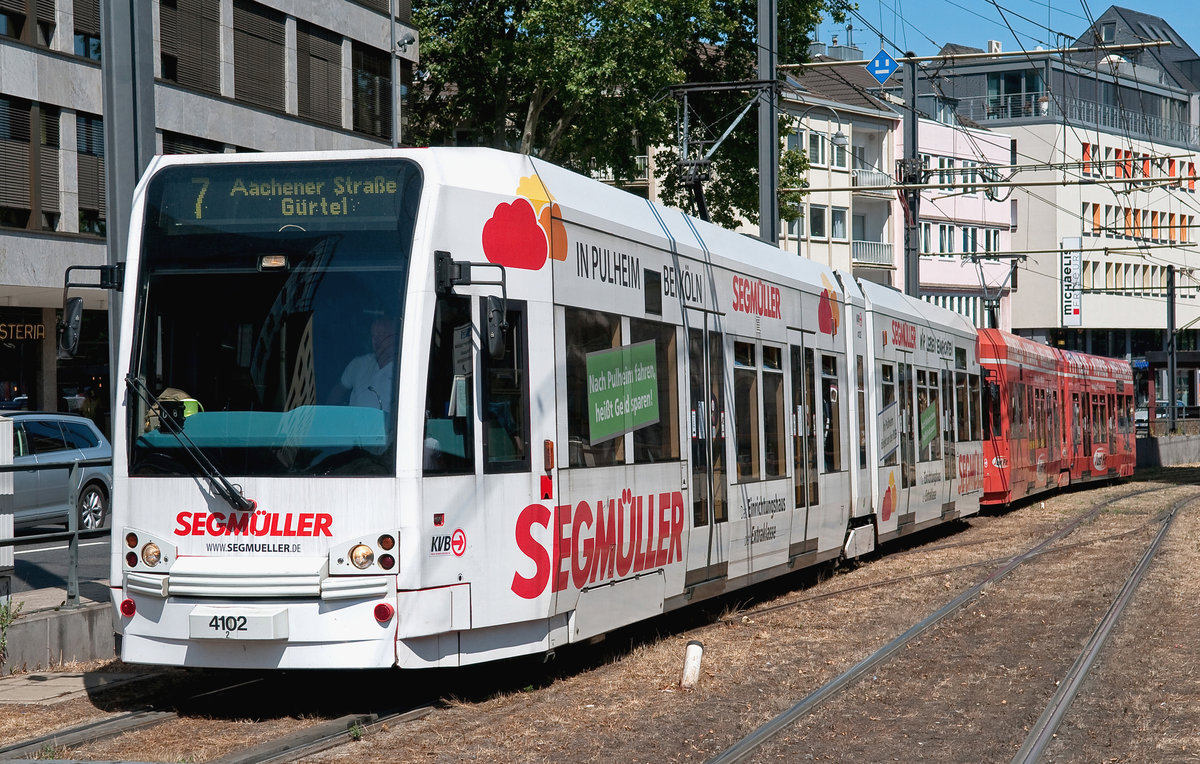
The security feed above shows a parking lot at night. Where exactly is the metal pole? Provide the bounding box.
[390,0,399,148]
[1168,264,1177,432]
[757,0,779,246]
[101,0,156,406]
[902,53,921,297]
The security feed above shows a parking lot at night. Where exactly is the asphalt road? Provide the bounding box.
[9,527,111,603]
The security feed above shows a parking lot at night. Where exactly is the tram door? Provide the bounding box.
[788,335,817,559]
[684,312,728,586]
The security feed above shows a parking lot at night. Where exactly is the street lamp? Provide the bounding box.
[795,103,849,150]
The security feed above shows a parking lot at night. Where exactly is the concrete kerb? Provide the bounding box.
[2,600,116,676]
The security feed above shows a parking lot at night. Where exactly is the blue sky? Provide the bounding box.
[825,1,1199,59]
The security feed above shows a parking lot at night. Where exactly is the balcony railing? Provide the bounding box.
[851,168,893,191]
[954,94,1200,148]
[591,155,650,184]
[852,240,893,265]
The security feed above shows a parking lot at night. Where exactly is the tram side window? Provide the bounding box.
[916,369,940,462]
[734,341,760,481]
[763,346,786,478]
[900,363,914,487]
[956,371,970,442]
[630,318,680,463]
[423,295,474,475]
[566,307,623,467]
[856,355,867,470]
[481,300,530,473]
[942,369,955,479]
[805,349,819,502]
[880,363,897,467]
[822,354,842,473]
[969,372,982,441]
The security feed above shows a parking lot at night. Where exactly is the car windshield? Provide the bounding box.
[128,159,421,477]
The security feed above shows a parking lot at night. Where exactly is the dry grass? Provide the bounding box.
[5,472,1200,762]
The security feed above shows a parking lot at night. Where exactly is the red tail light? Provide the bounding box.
[120,598,136,618]
[373,603,394,623]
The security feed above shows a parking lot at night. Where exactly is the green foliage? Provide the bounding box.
[410,0,850,222]
[349,721,366,741]
[0,599,23,665]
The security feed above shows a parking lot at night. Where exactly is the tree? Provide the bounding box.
[410,0,848,222]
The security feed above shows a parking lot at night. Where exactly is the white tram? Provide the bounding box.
[109,148,983,669]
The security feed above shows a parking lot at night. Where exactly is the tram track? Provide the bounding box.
[0,670,435,764]
[706,487,1200,764]
[720,481,1171,625]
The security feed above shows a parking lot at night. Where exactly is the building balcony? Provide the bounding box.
[851,168,893,194]
[591,155,650,186]
[852,240,893,265]
[955,94,1200,148]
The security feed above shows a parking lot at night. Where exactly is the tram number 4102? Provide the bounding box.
[209,615,248,632]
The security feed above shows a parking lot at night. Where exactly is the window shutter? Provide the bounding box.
[0,97,31,209]
[163,0,220,96]
[73,0,99,34]
[233,0,285,111]
[297,22,341,127]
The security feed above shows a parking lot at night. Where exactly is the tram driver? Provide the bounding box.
[327,311,398,415]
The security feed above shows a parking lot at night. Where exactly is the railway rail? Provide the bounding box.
[708,485,1197,764]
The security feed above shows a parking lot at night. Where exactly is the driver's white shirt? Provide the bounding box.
[341,355,394,412]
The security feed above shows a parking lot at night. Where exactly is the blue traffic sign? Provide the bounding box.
[866,49,899,85]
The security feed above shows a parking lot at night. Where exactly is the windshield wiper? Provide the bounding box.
[126,375,257,512]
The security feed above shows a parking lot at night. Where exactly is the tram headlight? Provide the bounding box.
[350,544,375,569]
[141,543,162,567]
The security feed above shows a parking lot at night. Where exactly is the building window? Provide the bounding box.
[298,21,343,128]
[76,112,105,237]
[1100,22,1115,43]
[232,0,285,112]
[832,139,847,169]
[352,42,392,140]
[73,0,101,60]
[831,207,847,240]
[938,223,954,255]
[808,204,827,239]
[960,160,977,193]
[159,0,221,96]
[1081,142,1092,175]
[0,9,23,40]
[162,131,223,154]
[961,226,978,254]
[938,156,954,186]
[921,221,932,253]
[807,130,827,166]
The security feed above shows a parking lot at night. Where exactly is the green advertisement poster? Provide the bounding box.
[919,403,937,450]
[586,340,659,444]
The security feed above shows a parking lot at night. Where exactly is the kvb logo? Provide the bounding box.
[431,528,466,556]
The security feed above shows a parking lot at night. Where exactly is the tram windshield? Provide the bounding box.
[128,159,421,477]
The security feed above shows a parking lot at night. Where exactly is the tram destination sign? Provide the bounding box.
[585,340,659,445]
[147,160,415,232]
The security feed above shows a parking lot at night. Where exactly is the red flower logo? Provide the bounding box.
[482,198,549,270]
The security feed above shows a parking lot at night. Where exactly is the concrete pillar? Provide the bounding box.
[38,307,56,411]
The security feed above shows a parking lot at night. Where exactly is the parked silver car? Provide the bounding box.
[5,412,112,530]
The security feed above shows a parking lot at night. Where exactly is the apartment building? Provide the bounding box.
[915,114,1014,330]
[781,49,901,288]
[908,6,1200,377]
[0,0,416,423]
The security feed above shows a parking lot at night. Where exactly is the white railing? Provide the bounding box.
[591,155,650,184]
[852,240,893,265]
[851,168,893,190]
[954,94,1200,148]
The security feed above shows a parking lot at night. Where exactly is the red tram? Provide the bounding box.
[978,329,1135,506]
